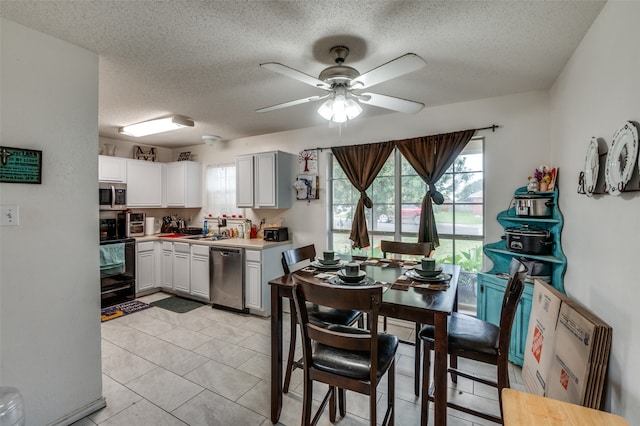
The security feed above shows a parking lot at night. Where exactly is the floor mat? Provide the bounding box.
[150,296,206,313]
[101,300,150,322]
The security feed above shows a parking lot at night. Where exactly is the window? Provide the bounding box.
[329,138,484,311]
[206,164,242,217]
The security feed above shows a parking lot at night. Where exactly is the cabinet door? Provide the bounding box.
[137,242,156,293]
[190,255,210,301]
[245,261,262,310]
[161,250,173,289]
[127,159,163,207]
[166,162,186,206]
[255,152,276,207]
[236,155,254,207]
[98,156,127,182]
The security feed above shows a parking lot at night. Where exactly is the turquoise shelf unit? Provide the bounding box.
[477,185,567,365]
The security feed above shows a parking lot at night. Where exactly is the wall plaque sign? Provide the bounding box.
[0,146,43,184]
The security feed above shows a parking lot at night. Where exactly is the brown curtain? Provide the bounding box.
[331,141,395,249]
[395,129,476,247]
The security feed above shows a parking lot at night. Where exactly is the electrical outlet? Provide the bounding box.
[0,205,19,226]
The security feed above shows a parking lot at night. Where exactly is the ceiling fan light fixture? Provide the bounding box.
[118,115,194,137]
[317,98,335,120]
[317,94,362,123]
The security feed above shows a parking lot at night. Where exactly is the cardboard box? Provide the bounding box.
[522,279,566,395]
[522,279,612,409]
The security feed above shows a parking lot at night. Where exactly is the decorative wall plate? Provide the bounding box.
[583,137,599,197]
[605,121,638,195]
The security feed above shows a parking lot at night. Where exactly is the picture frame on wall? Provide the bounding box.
[0,146,43,184]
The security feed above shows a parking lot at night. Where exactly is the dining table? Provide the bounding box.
[269,259,460,426]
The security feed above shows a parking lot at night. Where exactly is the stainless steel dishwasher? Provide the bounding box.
[210,246,247,313]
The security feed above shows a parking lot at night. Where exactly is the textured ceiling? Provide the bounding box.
[1,1,605,148]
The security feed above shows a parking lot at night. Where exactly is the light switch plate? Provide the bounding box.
[0,205,19,226]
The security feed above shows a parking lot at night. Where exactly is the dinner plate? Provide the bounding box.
[316,257,340,265]
[406,269,451,283]
[310,260,344,270]
[336,269,367,283]
[412,265,443,277]
[583,137,600,197]
[605,121,638,196]
[329,275,375,286]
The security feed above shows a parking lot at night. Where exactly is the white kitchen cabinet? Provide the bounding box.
[126,159,164,207]
[173,242,191,293]
[190,244,210,302]
[245,250,262,311]
[166,161,202,207]
[245,244,291,316]
[161,241,173,290]
[236,155,254,208]
[236,151,292,209]
[98,155,127,182]
[136,241,158,295]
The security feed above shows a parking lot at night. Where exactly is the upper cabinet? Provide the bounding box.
[166,161,202,208]
[126,159,164,207]
[236,151,293,209]
[98,155,127,182]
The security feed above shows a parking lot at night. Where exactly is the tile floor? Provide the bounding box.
[74,292,525,425]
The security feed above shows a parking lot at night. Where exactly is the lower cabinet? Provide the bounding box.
[173,242,191,294]
[245,250,262,312]
[136,241,158,295]
[190,244,210,302]
[161,241,174,290]
[476,272,534,366]
[245,244,291,316]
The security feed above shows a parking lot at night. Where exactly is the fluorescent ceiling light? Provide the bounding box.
[118,115,194,137]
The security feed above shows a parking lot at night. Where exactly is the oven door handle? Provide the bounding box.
[111,185,116,209]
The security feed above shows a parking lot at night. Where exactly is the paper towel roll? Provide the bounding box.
[145,217,155,236]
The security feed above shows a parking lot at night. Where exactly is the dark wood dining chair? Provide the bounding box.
[418,259,528,425]
[380,239,433,395]
[292,273,398,426]
[280,245,362,393]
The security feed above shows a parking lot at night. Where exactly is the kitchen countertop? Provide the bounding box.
[135,234,291,250]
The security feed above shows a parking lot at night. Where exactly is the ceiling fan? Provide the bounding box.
[256,46,427,124]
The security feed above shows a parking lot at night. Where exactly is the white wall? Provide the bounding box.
[0,19,104,425]
[182,90,550,257]
[550,2,639,419]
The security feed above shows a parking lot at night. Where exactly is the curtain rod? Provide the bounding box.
[315,124,501,152]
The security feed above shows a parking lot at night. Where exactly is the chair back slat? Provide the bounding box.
[381,240,432,259]
[498,260,528,355]
[281,244,316,274]
[307,323,372,351]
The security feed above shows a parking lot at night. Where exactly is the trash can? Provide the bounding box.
[0,387,25,426]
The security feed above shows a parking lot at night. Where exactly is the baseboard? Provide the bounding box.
[48,397,106,426]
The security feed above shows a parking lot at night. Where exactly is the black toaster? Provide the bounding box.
[263,227,289,242]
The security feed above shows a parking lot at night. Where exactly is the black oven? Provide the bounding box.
[100,237,135,307]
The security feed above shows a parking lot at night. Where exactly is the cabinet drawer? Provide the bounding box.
[246,249,261,262]
[137,241,155,252]
[162,241,173,251]
[192,244,209,257]
[174,242,190,253]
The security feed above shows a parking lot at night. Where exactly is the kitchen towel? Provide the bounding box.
[100,243,125,271]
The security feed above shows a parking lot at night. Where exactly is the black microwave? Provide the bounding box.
[264,227,289,242]
[99,182,127,210]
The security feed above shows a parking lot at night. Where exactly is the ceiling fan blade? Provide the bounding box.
[352,53,426,89]
[358,92,425,114]
[255,94,329,113]
[260,62,331,90]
